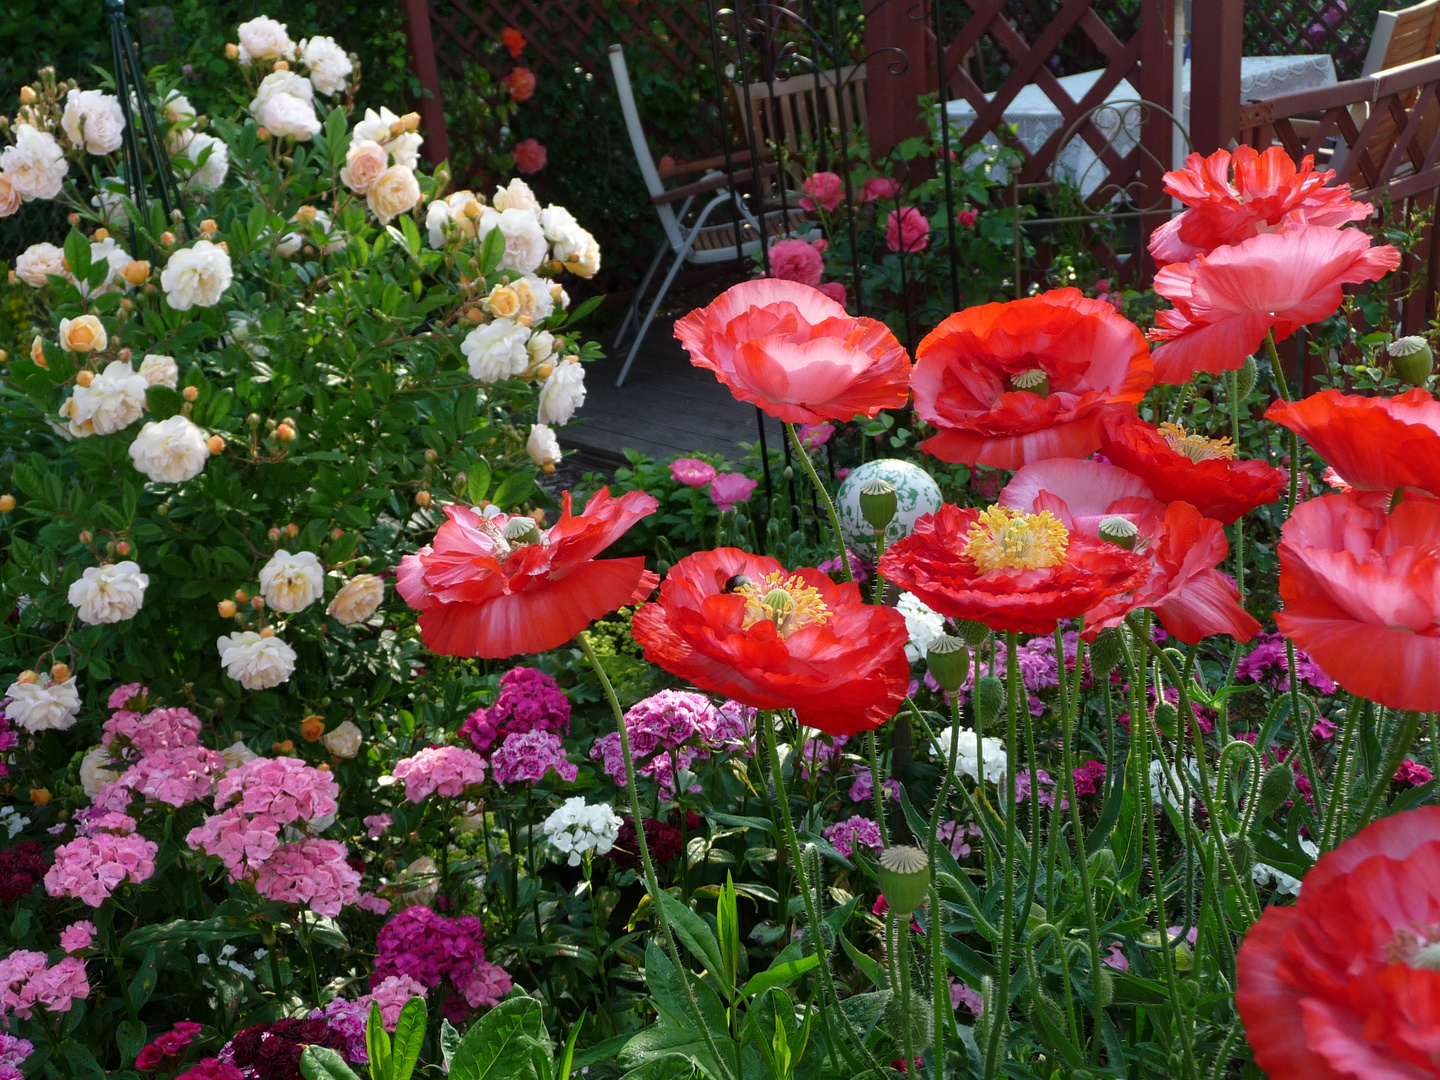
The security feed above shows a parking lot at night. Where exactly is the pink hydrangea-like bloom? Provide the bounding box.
[254,839,362,916]
[800,171,843,213]
[670,457,718,488]
[77,810,138,836]
[392,745,488,802]
[460,667,571,757]
[885,207,929,253]
[59,921,95,954]
[950,979,983,1014]
[766,238,824,288]
[0,1031,34,1080]
[214,757,340,824]
[45,829,158,906]
[489,730,578,786]
[0,952,47,1018]
[625,690,716,757]
[17,957,89,1017]
[366,975,428,1031]
[708,472,757,512]
[822,815,883,858]
[308,998,370,1064]
[104,706,202,756]
[186,807,281,878]
[107,683,148,711]
[459,960,512,1008]
[364,813,392,839]
[107,745,227,809]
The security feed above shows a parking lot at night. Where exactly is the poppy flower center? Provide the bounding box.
[1158,422,1237,463]
[1009,368,1050,396]
[737,572,831,638]
[963,506,1069,572]
[1390,926,1440,969]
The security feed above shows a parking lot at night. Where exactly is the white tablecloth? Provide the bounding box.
[941,55,1337,198]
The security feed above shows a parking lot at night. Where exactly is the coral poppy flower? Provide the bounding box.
[1274,489,1440,711]
[1098,412,1286,524]
[999,459,1259,642]
[1150,225,1400,383]
[1266,388,1440,497]
[674,279,910,424]
[630,548,909,735]
[397,488,659,659]
[1149,145,1372,265]
[878,502,1149,634]
[912,288,1153,469]
[1237,806,1440,1080]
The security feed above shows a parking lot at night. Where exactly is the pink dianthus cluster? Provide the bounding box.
[822,815,883,858]
[188,757,340,879]
[489,730,577,786]
[0,952,89,1018]
[460,666,571,756]
[365,974,428,1031]
[392,745,487,802]
[0,1031,34,1080]
[107,682,149,711]
[59,921,95,954]
[44,823,157,906]
[103,705,202,757]
[253,839,362,917]
[136,1021,202,1071]
[373,906,508,1020]
[176,1060,243,1080]
[100,745,227,811]
[590,692,753,797]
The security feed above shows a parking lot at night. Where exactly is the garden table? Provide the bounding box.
[942,54,1338,198]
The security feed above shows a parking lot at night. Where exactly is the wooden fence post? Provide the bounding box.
[401,0,451,167]
[865,0,934,163]
[1138,0,1175,280]
[1189,0,1243,153]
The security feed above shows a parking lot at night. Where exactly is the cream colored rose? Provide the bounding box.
[162,92,196,125]
[161,240,232,310]
[537,359,587,427]
[16,242,67,287]
[340,138,388,194]
[486,284,521,319]
[461,317,530,383]
[479,207,548,273]
[1,125,67,201]
[261,93,321,141]
[237,15,295,65]
[492,178,541,213]
[128,415,209,483]
[249,70,312,121]
[91,184,127,226]
[367,165,421,225]
[64,359,147,436]
[4,674,81,733]
[258,549,324,613]
[138,354,179,390]
[220,739,259,770]
[217,631,297,690]
[181,133,229,190]
[353,106,403,145]
[68,560,149,624]
[80,745,121,799]
[61,89,125,155]
[564,231,601,278]
[392,856,439,910]
[0,172,19,218]
[512,275,555,324]
[59,315,107,354]
[81,237,134,298]
[300,36,352,96]
[320,719,363,758]
[526,423,562,468]
[327,574,384,625]
[526,330,556,367]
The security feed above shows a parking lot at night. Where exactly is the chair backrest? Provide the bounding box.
[1361,0,1440,76]
[608,44,686,252]
[731,64,868,162]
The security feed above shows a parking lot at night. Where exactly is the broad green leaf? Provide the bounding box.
[490,469,534,510]
[656,891,730,995]
[479,227,505,276]
[440,1019,461,1074]
[367,1002,392,1080]
[448,996,547,1080]
[129,948,160,1009]
[741,955,819,999]
[466,459,492,504]
[146,385,184,420]
[391,996,427,1080]
[64,229,92,283]
[299,1046,363,1080]
[116,1019,147,1066]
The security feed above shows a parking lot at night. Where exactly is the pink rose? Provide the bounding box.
[861,177,902,203]
[817,281,847,307]
[957,208,978,227]
[885,207,929,253]
[800,171,843,213]
[670,457,717,488]
[811,236,828,253]
[513,138,546,175]
[765,238,823,287]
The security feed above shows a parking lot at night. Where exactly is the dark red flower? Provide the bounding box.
[1237,806,1440,1080]
[611,817,683,869]
[0,842,48,902]
[631,548,910,735]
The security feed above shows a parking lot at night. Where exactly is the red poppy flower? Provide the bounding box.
[1149,145,1372,265]
[877,502,1149,634]
[999,458,1259,643]
[674,279,910,424]
[1274,488,1440,711]
[1266,388,1440,497]
[1237,806,1440,1080]
[1150,225,1400,383]
[397,488,659,659]
[630,548,909,735]
[1098,412,1286,524]
[912,289,1153,469]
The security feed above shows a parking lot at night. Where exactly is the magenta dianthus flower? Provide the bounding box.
[490,730,577,786]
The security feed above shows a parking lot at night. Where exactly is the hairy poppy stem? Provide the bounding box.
[786,422,851,583]
[1356,709,1422,829]
[983,631,1021,1080]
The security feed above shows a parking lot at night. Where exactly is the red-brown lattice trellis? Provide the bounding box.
[1244,0,1384,81]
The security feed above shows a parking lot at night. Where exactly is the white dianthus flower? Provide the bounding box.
[61,89,126,155]
[897,591,945,663]
[161,240,232,310]
[1,124,67,201]
[299,36,352,96]
[4,674,81,733]
[542,797,623,866]
[537,360,587,427]
[217,631,297,690]
[258,550,324,613]
[526,423,562,469]
[61,359,148,437]
[128,415,210,483]
[68,561,149,624]
[461,317,530,383]
[935,726,1007,785]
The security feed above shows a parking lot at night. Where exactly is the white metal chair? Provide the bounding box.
[608,43,806,388]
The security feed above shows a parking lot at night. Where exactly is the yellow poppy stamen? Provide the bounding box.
[738,572,831,638]
[964,506,1069,572]
[1158,422,1236,463]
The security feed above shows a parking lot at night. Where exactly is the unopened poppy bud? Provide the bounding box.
[115,540,131,556]
[122,260,150,285]
[1234,354,1258,401]
[160,231,176,247]
[251,596,265,611]
[50,662,71,682]
[953,618,992,647]
[1254,763,1295,818]
[200,218,218,236]
[92,227,110,242]
[1092,967,1114,1009]
[225,43,240,59]
[79,530,93,545]
[1098,515,1138,550]
[217,600,237,618]
[859,479,897,531]
[206,435,224,455]
[1389,335,1434,386]
[75,370,94,387]
[234,588,249,602]
[182,385,199,402]
[876,845,930,916]
[29,788,50,806]
[0,495,14,513]
[415,491,432,507]
[974,674,1005,728]
[1010,368,1049,396]
[300,715,325,742]
[1089,627,1124,677]
[1225,833,1255,879]
[925,634,970,693]
[503,516,541,546]
[276,423,296,441]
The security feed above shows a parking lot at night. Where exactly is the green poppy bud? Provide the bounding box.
[926,634,970,693]
[876,844,930,916]
[974,675,1005,728]
[859,479,898,531]
[954,618,992,647]
[1234,354,1258,401]
[1089,627,1124,678]
[1253,763,1295,819]
[1389,335,1434,386]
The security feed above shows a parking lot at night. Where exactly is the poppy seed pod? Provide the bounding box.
[876,844,930,916]
[1098,515,1138,550]
[925,634,970,693]
[1388,335,1434,386]
[859,479,898,531]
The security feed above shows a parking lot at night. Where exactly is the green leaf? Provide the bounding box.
[491,469,534,510]
[440,1019,462,1074]
[129,948,160,1009]
[448,996,548,1080]
[117,1019,147,1066]
[741,954,819,998]
[556,1014,584,1080]
[391,996,427,1080]
[400,214,422,257]
[839,931,887,990]
[479,227,506,276]
[64,229,92,283]
[146,385,184,420]
[467,459,492,504]
[120,914,254,953]
[60,1042,106,1080]
[299,1046,363,1080]
[367,1002,392,1080]
[656,891,731,995]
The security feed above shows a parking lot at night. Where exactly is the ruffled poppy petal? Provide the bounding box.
[1236,905,1342,1080]
[1266,388,1440,497]
[999,458,1153,533]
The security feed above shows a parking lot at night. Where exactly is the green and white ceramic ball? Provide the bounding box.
[835,458,944,559]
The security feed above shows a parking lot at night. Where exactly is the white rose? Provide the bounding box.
[258,549,324,613]
[392,856,439,910]
[4,674,81,733]
[300,36,352,96]
[237,16,296,65]
[217,631,297,690]
[162,92,196,125]
[91,181,128,226]
[249,71,313,122]
[526,423,562,468]
[220,740,259,770]
[61,89,125,155]
[513,275,555,324]
[276,209,342,257]
[80,745,121,799]
[461,317,530,383]
[138,354,179,390]
[479,207,547,273]
[15,242,66,287]
[0,173,19,218]
[565,231,600,278]
[161,240,232,310]
[424,190,483,248]
[128,415,210,483]
[537,360,587,426]
[64,359,147,436]
[340,139,388,194]
[387,131,423,170]
[350,107,423,167]
[367,165,420,225]
[261,93,321,141]
[320,720,363,758]
[80,237,133,298]
[492,178,541,213]
[327,574,384,625]
[68,560,149,624]
[352,107,402,145]
[540,202,599,274]
[1,125,67,201]
[181,133,229,190]
[526,329,556,367]
[425,199,452,248]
